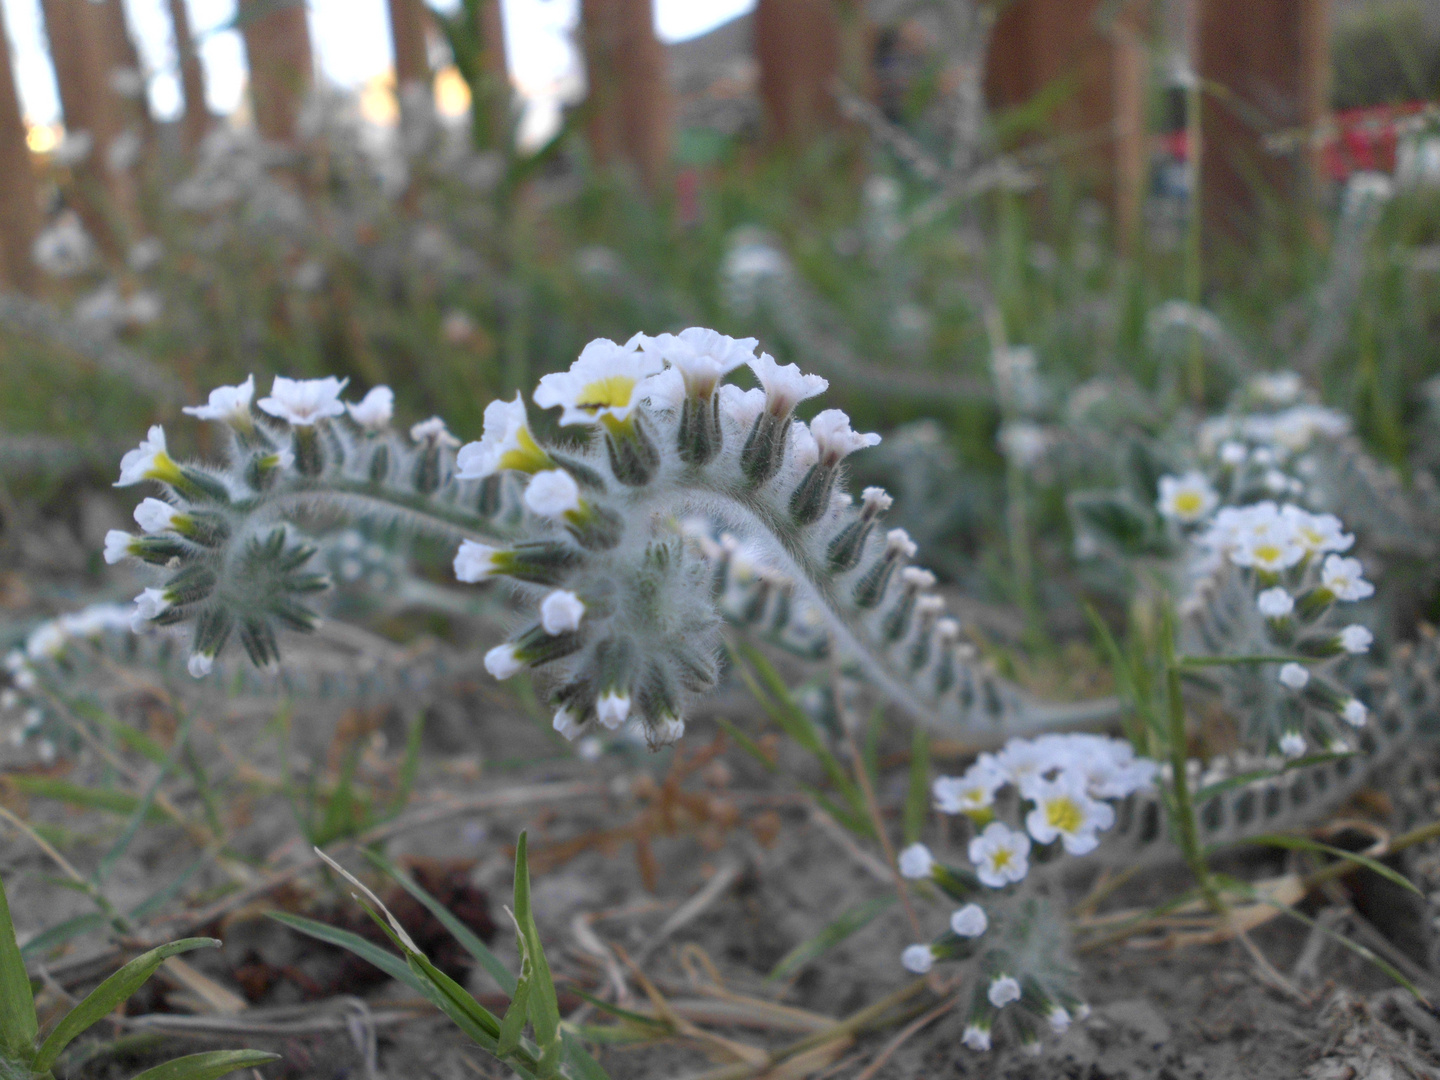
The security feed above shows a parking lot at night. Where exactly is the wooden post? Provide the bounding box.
[755,0,840,144]
[473,0,510,147]
[0,3,42,292]
[387,0,433,134]
[579,0,672,192]
[38,0,142,252]
[95,0,152,136]
[237,0,314,144]
[1195,0,1331,245]
[984,0,1147,242]
[167,0,212,151]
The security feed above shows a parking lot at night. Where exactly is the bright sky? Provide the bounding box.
[2,0,754,132]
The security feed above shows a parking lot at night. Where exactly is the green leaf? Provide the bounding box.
[513,833,561,1077]
[711,717,777,774]
[404,950,508,1055]
[1238,834,1421,896]
[766,895,896,981]
[1194,751,1355,802]
[33,938,219,1071]
[127,1050,281,1080]
[0,875,37,1063]
[904,728,930,846]
[564,988,667,1031]
[363,851,516,994]
[384,712,427,820]
[266,912,430,997]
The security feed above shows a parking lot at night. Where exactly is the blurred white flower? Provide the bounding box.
[1322,555,1374,601]
[897,843,934,879]
[748,353,828,417]
[969,822,1030,887]
[523,470,581,518]
[456,394,549,477]
[1257,588,1294,618]
[1339,625,1373,654]
[258,376,349,426]
[1278,663,1310,690]
[900,944,934,974]
[1157,472,1218,523]
[484,644,523,680]
[950,904,987,938]
[184,376,255,424]
[534,336,661,426]
[454,540,501,583]
[540,590,585,635]
[347,386,394,430]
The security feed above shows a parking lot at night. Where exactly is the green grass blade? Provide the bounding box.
[363,851,516,994]
[266,911,430,996]
[560,1030,613,1080]
[904,728,929,846]
[19,913,109,960]
[513,833,561,1076]
[711,717,777,774]
[33,938,219,1071]
[5,777,166,823]
[385,711,428,820]
[1195,752,1356,802]
[766,895,896,981]
[1262,897,1424,1000]
[0,874,38,1062]
[1240,834,1421,896]
[99,710,196,882]
[127,1050,281,1080]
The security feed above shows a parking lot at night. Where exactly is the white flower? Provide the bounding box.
[1257,588,1294,618]
[968,822,1031,887]
[1249,371,1304,405]
[1023,773,1114,855]
[37,739,56,764]
[933,759,1006,814]
[640,327,757,398]
[997,422,1048,468]
[885,528,918,559]
[809,410,881,466]
[187,653,214,679]
[540,590,585,635]
[652,715,685,745]
[961,1025,991,1052]
[718,384,766,428]
[553,707,584,741]
[484,643,523,680]
[1157,472,1218,523]
[131,587,170,631]
[900,944,934,974]
[1048,1006,1072,1033]
[994,738,1062,787]
[950,904,987,938]
[1322,555,1374,601]
[104,529,135,564]
[640,366,685,410]
[410,417,459,445]
[1339,625,1373,654]
[1229,503,1305,572]
[116,426,172,486]
[456,394,551,478]
[454,540,501,583]
[1281,506,1353,556]
[533,336,662,426]
[789,421,819,469]
[26,623,67,661]
[596,692,631,730]
[897,843,934,879]
[33,212,95,276]
[1342,698,1369,728]
[1219,441,1248,466]
[1278,662,1310,690]
[257,376,349,426]
[133,497,180,533]
[747,353,828,416]
[347,386,395,430]
[523,470,582,518]
[987,975,1022,1008]
[183,375,255,423]
[1279,732,1307,757]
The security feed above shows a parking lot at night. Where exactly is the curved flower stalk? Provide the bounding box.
[102,331,1048,747]
[896,734,1157,1053]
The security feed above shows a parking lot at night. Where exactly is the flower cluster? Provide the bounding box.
[3,604,134,761]
[894,734,1156,1052]
[101,327,1022,748]
[1156,396,1377,756]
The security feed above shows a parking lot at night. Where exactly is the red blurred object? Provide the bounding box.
[1158,100,1429,181]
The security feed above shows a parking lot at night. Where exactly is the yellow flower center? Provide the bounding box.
[498,426,553,473]
[1045,796,1084,834]
[1298,527,1322,549]
[576,375,638,414]
[990,848,1013,870]
[1252,543,1282,565]
[1173,491,1204,516]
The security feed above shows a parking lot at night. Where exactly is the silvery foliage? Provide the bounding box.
[94,329,1041,749]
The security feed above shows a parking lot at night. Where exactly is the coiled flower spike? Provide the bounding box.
[103,331,1045,746]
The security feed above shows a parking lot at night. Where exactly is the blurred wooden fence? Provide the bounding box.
[0,0,1338,291]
